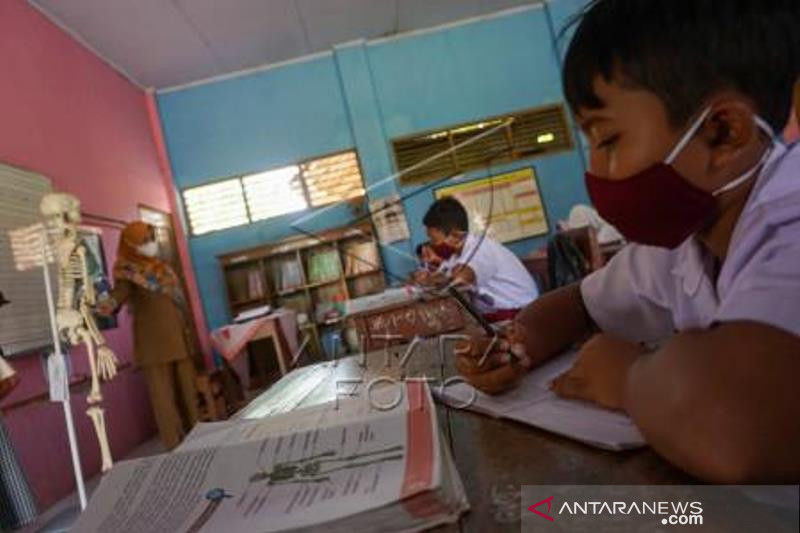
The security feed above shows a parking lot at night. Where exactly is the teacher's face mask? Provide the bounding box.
[136,241,159,258]
[585,106,773,248]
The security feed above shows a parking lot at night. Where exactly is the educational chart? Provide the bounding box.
[369,194,410,245]
[435,168,548,243]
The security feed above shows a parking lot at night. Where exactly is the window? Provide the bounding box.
[0,163,53,355]
[243,166,306,221]
[392,104,573,185]
[183,150,365,236]
[183,179,249,235]
[301,151,364,207]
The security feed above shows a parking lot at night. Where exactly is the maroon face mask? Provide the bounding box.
[586,107,773,249]
[432,243,455,260]
[585,164,715,248]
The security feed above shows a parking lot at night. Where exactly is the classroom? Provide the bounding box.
[0,1,798,531]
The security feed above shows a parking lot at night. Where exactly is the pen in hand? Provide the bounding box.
[445,284,523,364]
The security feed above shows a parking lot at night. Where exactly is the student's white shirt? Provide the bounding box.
[443,233,539,311]
[581,141,800,342]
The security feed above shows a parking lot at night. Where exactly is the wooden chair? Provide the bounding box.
[195,370,229,421]
[523,226,606,292]
[560,225,605,272]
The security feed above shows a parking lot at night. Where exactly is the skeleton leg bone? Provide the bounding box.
[86,406,113,472]
[81,329,103,404]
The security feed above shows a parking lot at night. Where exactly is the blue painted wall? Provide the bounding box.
[365,4,587,258]
[157,1,590,330]
[158,54,359,329]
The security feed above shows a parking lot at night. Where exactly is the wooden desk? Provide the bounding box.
[210,311,300,391]
[239,339,693,532]
[347,295,468,352]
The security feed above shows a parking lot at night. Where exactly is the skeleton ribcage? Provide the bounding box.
[57,255,84,311]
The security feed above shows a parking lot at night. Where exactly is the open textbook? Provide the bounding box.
[73,382,468,533]
[435,350,646,451]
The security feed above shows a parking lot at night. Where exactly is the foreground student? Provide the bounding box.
[423,197,539,321]
[455,0,800,482]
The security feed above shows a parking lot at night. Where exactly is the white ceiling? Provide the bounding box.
[29,0,541,90]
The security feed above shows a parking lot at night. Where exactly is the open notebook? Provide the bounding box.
[434,350,646,451]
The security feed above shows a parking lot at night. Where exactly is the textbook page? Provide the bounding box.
[435,350,646,450]
[74,382,441,533]
[177,382,414,453]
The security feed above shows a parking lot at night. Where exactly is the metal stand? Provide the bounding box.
[41,243,87,510]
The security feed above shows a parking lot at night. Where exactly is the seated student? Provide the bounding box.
[423,197,539,321]
[455,0,800,483]
[410,242,445,285]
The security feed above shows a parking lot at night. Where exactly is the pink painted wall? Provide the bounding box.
[0,0,201,509]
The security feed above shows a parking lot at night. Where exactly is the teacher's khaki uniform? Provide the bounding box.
[112,279,199,450]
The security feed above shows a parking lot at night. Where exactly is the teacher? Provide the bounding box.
[104,222,199,450]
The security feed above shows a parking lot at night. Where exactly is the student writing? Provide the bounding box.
[455,0,800,483]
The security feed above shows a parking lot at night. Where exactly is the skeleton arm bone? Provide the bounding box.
[80,303,118,380]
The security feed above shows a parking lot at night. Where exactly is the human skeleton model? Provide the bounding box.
[40,193,118,472]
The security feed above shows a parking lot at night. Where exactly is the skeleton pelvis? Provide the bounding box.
[56,309,83,330]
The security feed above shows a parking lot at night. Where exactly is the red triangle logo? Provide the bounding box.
[528,496,554,521]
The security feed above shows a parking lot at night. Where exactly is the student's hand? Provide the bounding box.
[551,333,647,410]
[417,271,448,289]
[453,323,532,395]
[410,270,427,284]
[450,264,476,287]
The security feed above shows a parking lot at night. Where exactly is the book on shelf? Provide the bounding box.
[349,273,383,297]
[307,249,341,284]
[343,241,380,276]
[246,268,264,300]
[276,258,303,292]
[73,381,468,532]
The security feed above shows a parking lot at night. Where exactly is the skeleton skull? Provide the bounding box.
[40,193,82,226]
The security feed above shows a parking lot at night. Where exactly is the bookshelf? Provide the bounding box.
[218,221,386,358]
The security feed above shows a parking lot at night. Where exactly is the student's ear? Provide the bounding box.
[701,98,762,172]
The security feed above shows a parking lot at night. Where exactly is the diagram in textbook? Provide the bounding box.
[250,445,405,485]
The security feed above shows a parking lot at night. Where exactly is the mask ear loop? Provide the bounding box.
[664,106,714,165]
[753,116,775,139]
[712,115,776,197]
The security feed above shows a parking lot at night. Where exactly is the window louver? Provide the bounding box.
[301,151,365,207]
[183,150,366,236]
[392,104,572,185]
